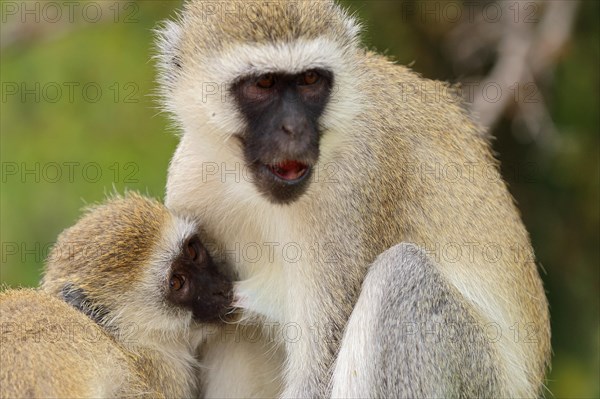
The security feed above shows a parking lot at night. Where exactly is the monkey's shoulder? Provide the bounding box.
[1,288,94,323]
[358,51,488,147]
[0,288,134,398]
[0,288,125,356]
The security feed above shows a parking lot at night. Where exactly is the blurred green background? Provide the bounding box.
[1,1,598,397]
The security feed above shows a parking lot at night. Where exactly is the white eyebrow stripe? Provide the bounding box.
[207,37,348,83]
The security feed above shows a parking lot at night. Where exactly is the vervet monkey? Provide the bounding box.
[0,193,233,398]
[157,0,551,397]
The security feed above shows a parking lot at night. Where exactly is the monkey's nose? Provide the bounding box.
[281,122,296,137]
[212,290,226,297]
[281,117,309,138]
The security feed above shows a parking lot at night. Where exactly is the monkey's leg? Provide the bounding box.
[330,243,504,398]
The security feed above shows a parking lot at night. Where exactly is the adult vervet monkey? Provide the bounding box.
[156,0,551,397]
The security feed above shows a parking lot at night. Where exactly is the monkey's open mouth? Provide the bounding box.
[253,159,315,204]
[265,160,310,182]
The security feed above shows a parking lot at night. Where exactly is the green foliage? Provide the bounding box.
[1,2,179,285]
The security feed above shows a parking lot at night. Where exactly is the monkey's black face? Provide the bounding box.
[166,235,233,322]
[231,69,333,204]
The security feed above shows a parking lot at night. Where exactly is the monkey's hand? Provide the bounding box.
[232,279,285,324]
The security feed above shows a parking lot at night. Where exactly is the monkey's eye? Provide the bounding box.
[187,242,197,260]
[169,274,186,291]
[186,236,204,262]
[256,74,275,89]
[300,70,320,86]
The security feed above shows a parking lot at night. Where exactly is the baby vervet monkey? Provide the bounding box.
[0,193,233,398]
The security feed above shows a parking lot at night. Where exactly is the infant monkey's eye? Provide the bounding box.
[300,70,320,86]
[169,274,186,291]
[186,236,203,262]
[256,74,275,89]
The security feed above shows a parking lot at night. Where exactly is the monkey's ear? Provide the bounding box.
[340,8,363,42]
[154,19,184,91]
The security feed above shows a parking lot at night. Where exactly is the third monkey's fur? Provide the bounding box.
[1,194,233,398]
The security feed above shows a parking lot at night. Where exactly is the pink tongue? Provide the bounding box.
[270,161,307,181]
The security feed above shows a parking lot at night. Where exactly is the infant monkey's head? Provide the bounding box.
[42,193,232,340]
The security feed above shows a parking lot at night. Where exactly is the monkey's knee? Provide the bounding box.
[334,242,503,398]
[365,242,431,285]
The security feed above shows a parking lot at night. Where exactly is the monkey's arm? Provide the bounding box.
[330,243,505,398]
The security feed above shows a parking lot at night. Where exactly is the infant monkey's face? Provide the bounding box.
[166,232,233,323]
[43,193,234,331]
